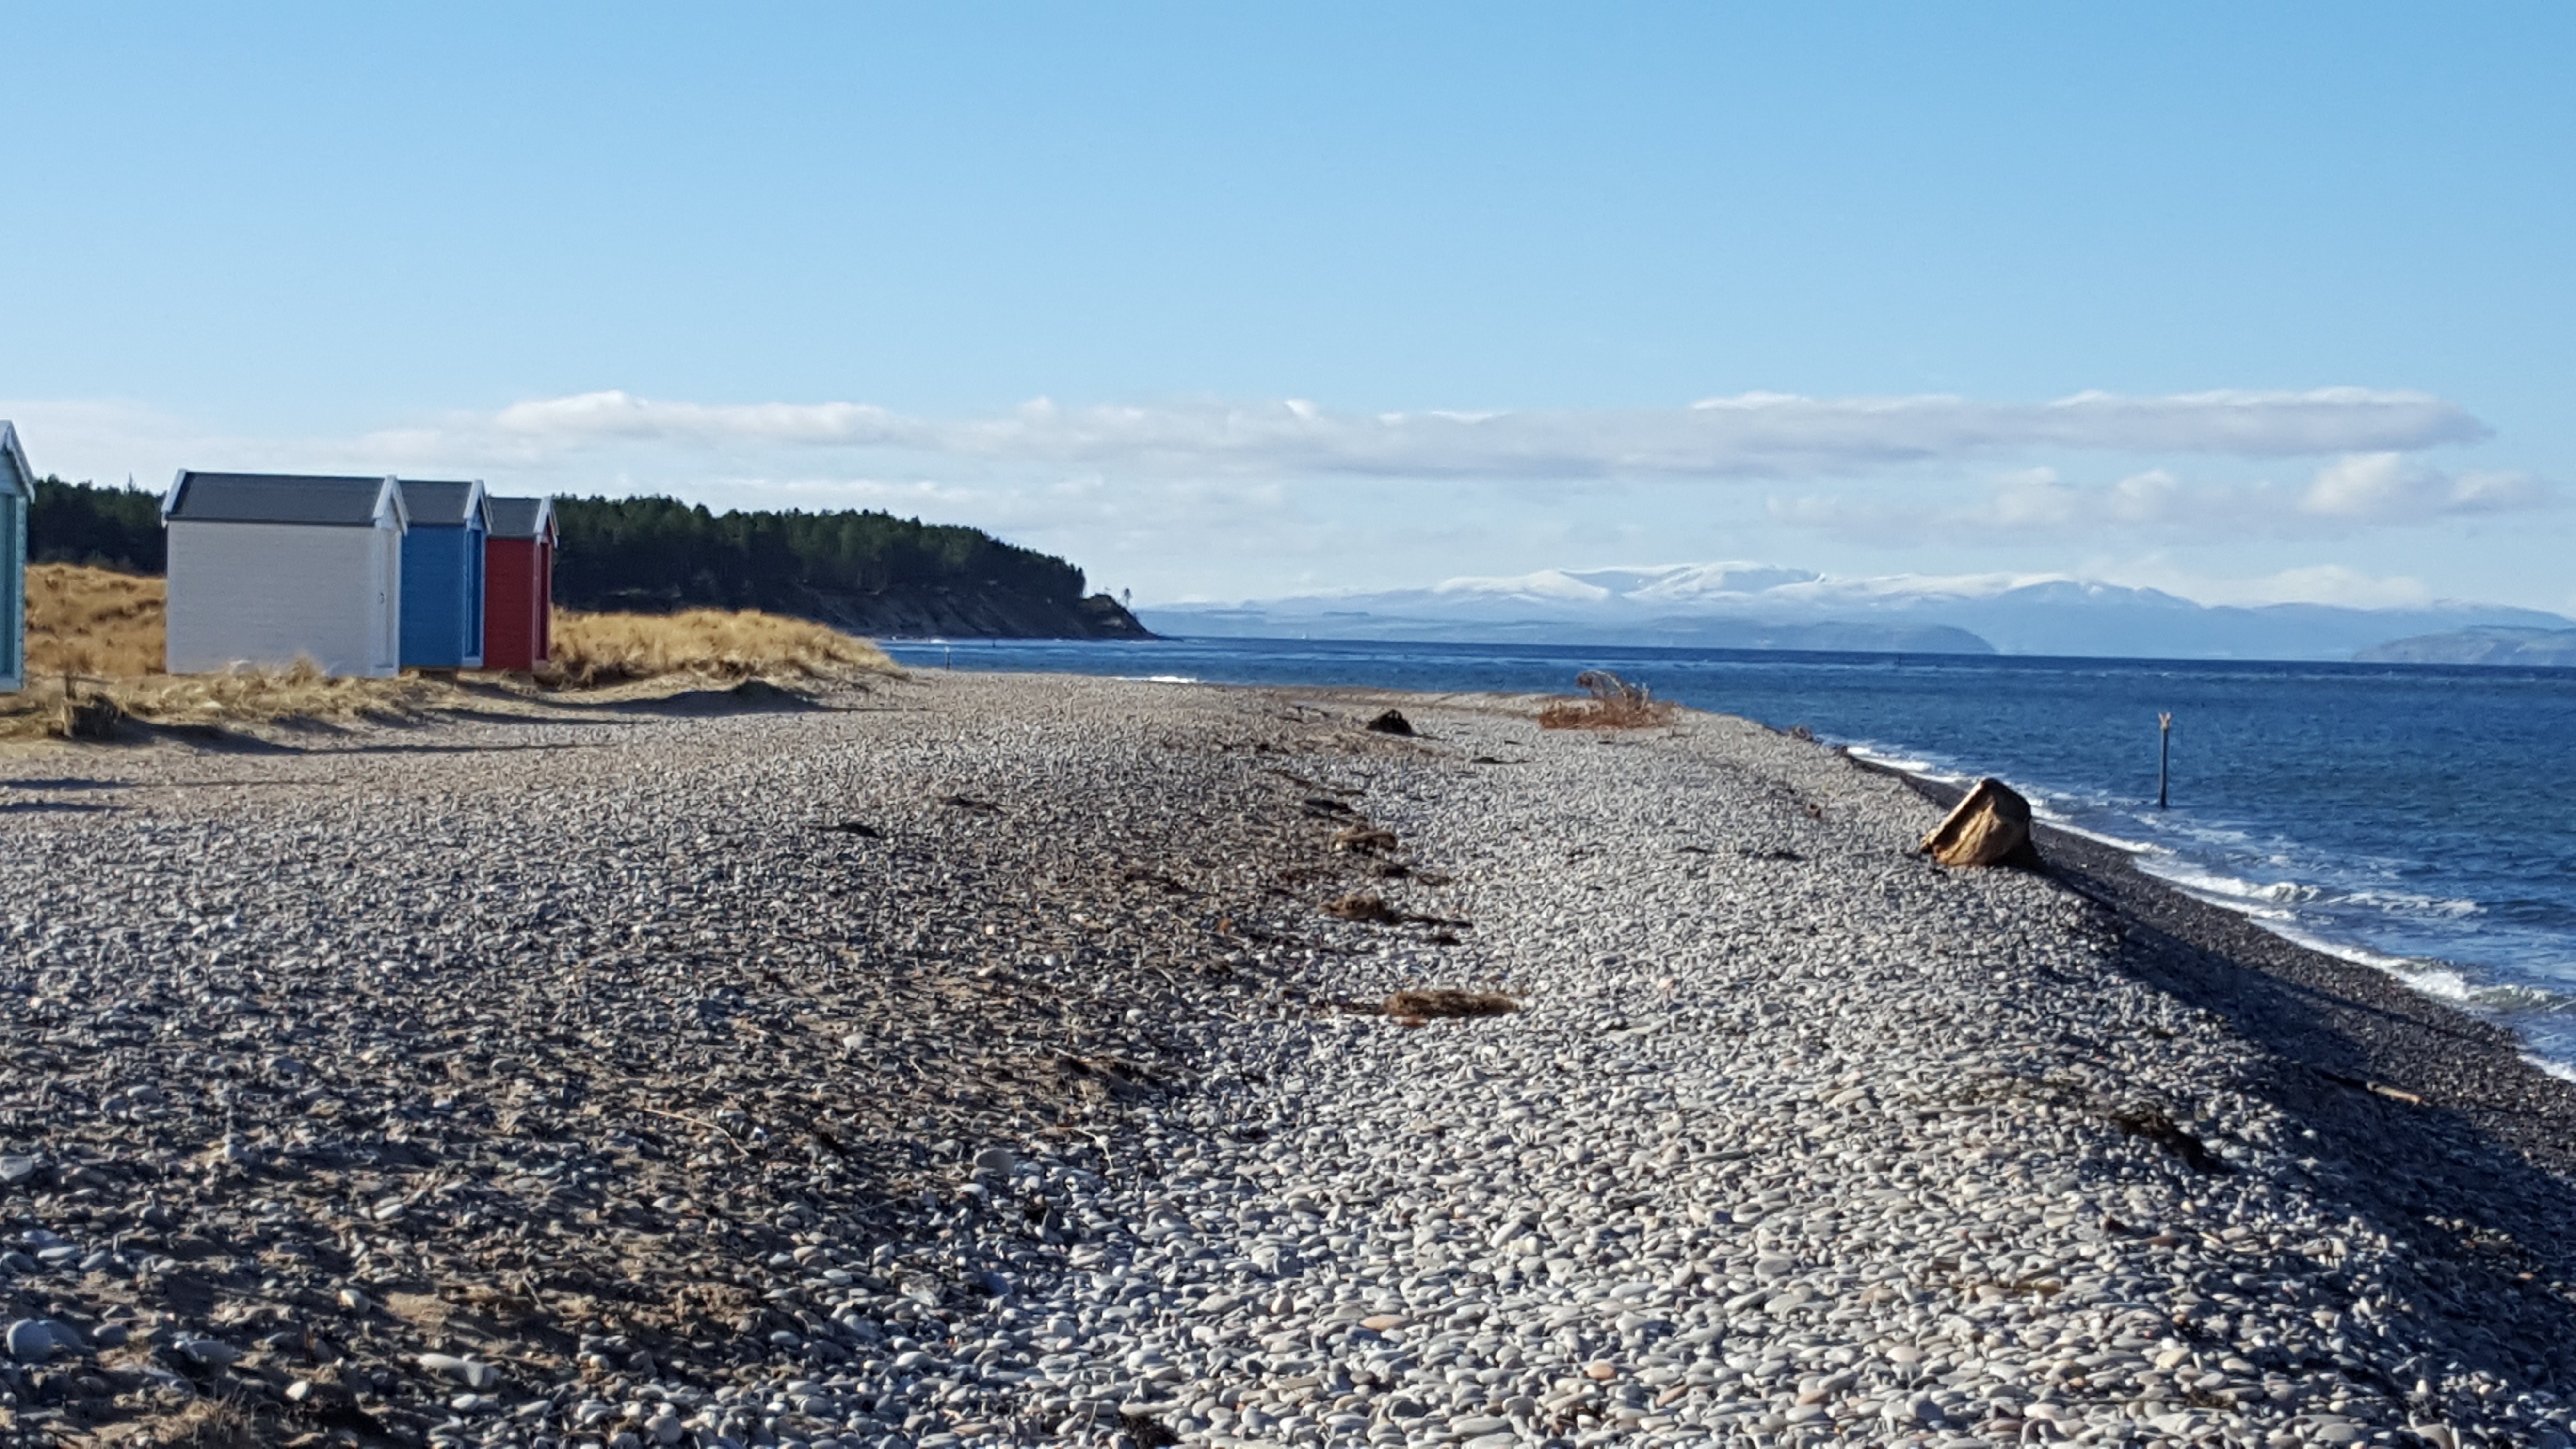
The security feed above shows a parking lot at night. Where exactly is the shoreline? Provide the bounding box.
[6,674,2576,1447]
[1840,736,2575,1072]
[1861,756,2576,1180]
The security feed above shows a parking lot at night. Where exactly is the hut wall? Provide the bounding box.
[483,534,553,671]
[400,525,486,668]
[167,522,401,677]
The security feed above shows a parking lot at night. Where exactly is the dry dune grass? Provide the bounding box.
[5,564,896,741]
[5,661,444,742]
[542,607,895,687]
[26,562,164,676]
[95,665,443,730]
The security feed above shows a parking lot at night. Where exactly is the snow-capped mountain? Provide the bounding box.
[1138,563,2576,660]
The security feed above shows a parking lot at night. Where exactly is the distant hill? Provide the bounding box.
[1154,604,1993,654]
[24,479,1146,640]
[1141,562,2576,660]
[2353,627,2576,668]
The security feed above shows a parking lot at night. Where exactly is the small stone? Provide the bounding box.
[418,1352,499,1389]
[178,1338,242,1368]
[0,1155,39,1187]
[1360,1313,1408,1331]
[972,1147,1015,1176]
[6,1319,58,1364]
[1584,1361,1618,1381]
[1363,710,1415,736]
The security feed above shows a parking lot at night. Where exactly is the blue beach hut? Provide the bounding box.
[397,479,491,669]
[0,422,28,692]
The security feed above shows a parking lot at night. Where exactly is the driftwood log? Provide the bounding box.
[1919,777,2041,869]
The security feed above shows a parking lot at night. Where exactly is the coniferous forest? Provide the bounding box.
[28,476,168,574]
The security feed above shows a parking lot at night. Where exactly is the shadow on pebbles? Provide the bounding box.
[1,673,2574,1449]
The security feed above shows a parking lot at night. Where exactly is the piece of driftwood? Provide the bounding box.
[1919,777,2041,868]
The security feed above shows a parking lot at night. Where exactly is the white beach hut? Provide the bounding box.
[162,472,410,677]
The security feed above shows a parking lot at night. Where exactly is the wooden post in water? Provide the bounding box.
[2157,712,2173,809]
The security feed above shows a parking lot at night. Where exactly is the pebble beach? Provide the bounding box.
[6,673,2576,1449]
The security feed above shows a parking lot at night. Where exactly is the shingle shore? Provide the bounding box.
[3,674,2573,1449]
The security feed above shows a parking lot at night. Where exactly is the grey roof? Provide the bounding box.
[164,472,399,527]
[398,478,489,530]
[485,496,554,540]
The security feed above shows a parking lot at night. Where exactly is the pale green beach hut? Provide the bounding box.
[0,422,28,692]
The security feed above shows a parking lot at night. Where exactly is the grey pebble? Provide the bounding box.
[4,1318,60,1363]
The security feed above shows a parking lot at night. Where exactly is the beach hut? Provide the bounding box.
[162,472,408,677]
[481,495,556,672]
[0,423,28,692]
[396,479,491,670]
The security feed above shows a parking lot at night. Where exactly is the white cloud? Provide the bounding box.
[1773,453,2552,543]
[2298,451,2547,519]
[9,386,2497,497]
[433,385,2482,480]
[7,388,2548,608]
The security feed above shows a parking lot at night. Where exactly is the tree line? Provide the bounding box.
[28,476,166,573]
[24,479,1095,613]
[548,495,1090,612]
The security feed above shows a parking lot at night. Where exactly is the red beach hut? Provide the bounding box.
[481,496,555,671]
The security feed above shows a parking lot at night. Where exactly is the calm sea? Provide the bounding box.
[885,636,2576,1071]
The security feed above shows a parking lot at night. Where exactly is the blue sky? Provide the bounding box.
[5,3,2571,611]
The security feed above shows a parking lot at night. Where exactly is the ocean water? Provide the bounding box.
[885,636,2576,1069]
